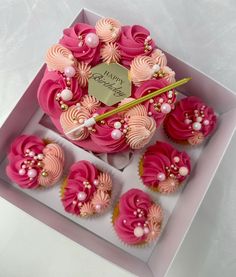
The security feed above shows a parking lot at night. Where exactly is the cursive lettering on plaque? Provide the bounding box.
[91,72,126,97]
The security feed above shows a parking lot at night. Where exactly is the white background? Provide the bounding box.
[0,0,236,276]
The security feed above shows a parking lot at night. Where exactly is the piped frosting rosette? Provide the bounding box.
[139,141,191,193]
[113,189,163,245]
[61,160,112,217]
[164,96,217,145]
[59,23,101,65]
[116,25,156,67]
[6,135,64,189]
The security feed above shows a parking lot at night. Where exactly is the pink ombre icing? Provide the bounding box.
[164,96,217,145]
[134,79,176,127]
[140,141,191,193]
[61,161,112,217]
[117,25,156,67]
[59,23,101,65]
[113,189,163,245]
[6,135,64,189]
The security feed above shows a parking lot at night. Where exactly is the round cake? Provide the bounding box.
[112,188,163,245]
[139,141,191,193]
[61,160,112,217]
[164,96,217,145]
[37,17,177,153]
[6,135,64,189]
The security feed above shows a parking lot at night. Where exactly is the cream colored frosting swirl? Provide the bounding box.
[97,172,112,191]
[91,190,111,212]
[95,18,121,43]
[45,44,74,72]
[80,95,101,113]
[38,143,64,187]
[124,104,147,118]
[130,56,154,86]
[60,105,91,140]
[162,66,176,84]
[75,61,92,88]
[126,116,156,149]
[80,202,95,217]
[151,49,167,67]
[100,42,121,63]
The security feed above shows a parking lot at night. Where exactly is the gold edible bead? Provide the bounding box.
[61,104,68,111]
[41,171,48,177]
[37,161,44,168]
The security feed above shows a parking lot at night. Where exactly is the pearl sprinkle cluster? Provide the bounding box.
[144,36,152,52]
[18,149,46,180]
[184,105,209,134]
[55,66,76,111]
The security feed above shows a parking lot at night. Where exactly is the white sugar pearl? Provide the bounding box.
[152,64,160,72]
[18,168,26,175]
[173,156,180,163]
[77,191,87,201]
[134,226,144,238]
[61,88,73,101]
[29,151,35,157]
[159,98,164,103]
[184,119,192,125]
[192,122,202,131]
[144,227,150,234]
[95,204,101,211]
[85,33,99,48]
[37,154,44,160]
[203,119,209,126]
[111,129,122,140]
[196,116,202,122]
[179,166,189,176]
[160,103,171,114]
[27,169,37,178]
[157,172,166,181]
[114,121,122,129]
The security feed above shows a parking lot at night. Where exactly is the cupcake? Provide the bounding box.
[164,96,217,145]
[61,160,112,217]
[139,141,191,193]
[113,188,163,246]
[6,135,64,189]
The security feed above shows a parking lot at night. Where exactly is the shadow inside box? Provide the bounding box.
[39,113,135,171]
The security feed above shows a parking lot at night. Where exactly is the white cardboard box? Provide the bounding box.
[0,8,236,277]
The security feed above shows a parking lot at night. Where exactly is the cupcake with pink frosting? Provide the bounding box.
[164,96,217,145]
[113,189,163,246]
[61,160,112,217]
[6,135,64,189]
[139,141,191,194]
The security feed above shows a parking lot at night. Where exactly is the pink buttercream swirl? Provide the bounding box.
[141,141,191,193]
[59,23,101,65]
[6,135,64,189]
[134,79,176,127]
[61,161,112,216]
[114,189,163,245]
[45,44,74,72]
[95,18,121,43]
[117,25,156,67]
[37,69,84,118]
[164,96,217,144]
[90,107,129,153]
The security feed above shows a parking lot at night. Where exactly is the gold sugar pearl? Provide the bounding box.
[37,161,44,168]
[41,171,48,177]
[61,104,68,111]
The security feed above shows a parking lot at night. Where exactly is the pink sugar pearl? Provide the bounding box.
[27,168,37,178]
[85,33,99,48]
[111,129,122,140]
[64,66,76,77]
